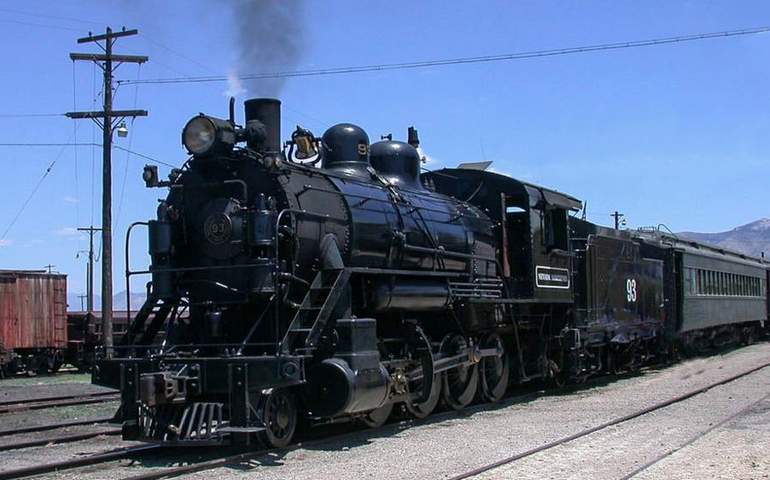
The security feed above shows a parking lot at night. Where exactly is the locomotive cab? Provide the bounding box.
[424,168,580,302]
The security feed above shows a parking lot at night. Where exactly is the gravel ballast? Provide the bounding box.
[2,343,768,480]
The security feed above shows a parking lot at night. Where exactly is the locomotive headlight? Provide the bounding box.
[182,114,236,156]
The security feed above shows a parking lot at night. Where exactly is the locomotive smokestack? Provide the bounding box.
[244,98,281,152]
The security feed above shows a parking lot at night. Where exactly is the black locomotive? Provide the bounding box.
[93,98,769,448]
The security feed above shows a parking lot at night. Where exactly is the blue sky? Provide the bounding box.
[0,0,767,298]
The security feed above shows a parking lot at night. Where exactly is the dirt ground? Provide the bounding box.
[1,344,769,479]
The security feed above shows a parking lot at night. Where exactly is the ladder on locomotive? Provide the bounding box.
[123,299,174,346]
[280,268,351,356]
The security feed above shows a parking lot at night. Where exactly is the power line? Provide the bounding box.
[120,26,770,86]
[0,6,103,26]
[0,18,82,32]
[116,63,144,226]
[0,143,176,168]
[112,145,176,168]
[73,60,81,232]
[0,113,65,118]
[0,142,98,146]
[1,138,72,240]
[142,35,219,75]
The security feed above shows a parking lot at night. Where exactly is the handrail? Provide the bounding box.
[125,222,149,323]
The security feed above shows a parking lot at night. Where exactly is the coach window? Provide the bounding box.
[685,268,696,295]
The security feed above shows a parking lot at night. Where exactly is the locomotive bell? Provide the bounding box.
[292,126,318,160]
[321,123,370,174]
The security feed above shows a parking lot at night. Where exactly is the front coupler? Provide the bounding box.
[93,355,304,445]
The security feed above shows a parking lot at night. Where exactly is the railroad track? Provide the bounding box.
[0,416,112,437]
[445,360,770,480]
[1,360,767,480]
[0,428,121,452]
[0,390,115,407]
[99,360,770,480]
[0,445,162,480]
[619,392,770,479]
[0,391,119,414]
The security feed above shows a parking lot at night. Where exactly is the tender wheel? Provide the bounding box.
[441,334,479,410]
[546,357,566,389]
[742,327,756,346]
[257,389,297,448]
[479,333,509,402]
[360,402,394,428]
[49,351,63,373]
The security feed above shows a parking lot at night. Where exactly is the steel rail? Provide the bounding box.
[0,394,119,414]
[112,362,754,480]
[620,392,770,479]
[0,444,162,480]
[0,428,120,452]
[0,417,112,437]
[445,360,770,480]
[0,390,115,407]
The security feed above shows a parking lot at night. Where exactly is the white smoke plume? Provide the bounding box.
[225,69,246,98]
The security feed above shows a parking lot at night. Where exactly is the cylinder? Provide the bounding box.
[305,358,389,418]
[244,98,281,152]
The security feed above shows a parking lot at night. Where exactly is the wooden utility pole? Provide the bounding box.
[67,27,148,355]
[77,226,102,313]
[611,211,625,230]
[78,294,88,311]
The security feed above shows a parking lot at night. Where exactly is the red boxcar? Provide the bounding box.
[0,270,67,375]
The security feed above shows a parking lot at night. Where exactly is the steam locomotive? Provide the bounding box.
[93,98,769,448]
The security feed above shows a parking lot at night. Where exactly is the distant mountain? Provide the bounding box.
[677,218,770,259]
[67,290,147,312]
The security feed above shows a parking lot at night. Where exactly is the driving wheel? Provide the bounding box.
[479,333,509,402]
[441,333,479,410]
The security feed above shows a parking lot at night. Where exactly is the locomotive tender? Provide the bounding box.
[93,98,769,448]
